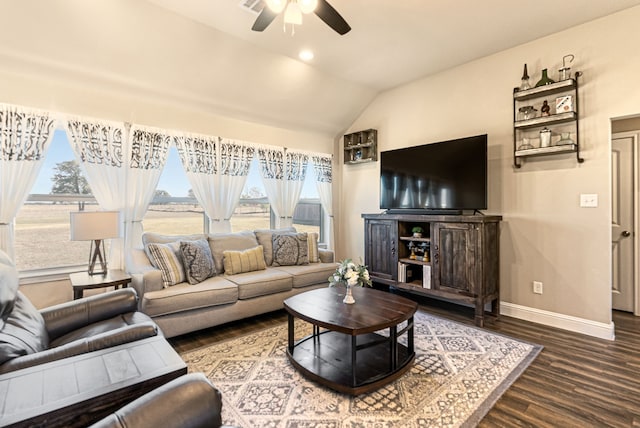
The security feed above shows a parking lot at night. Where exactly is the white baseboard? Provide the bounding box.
[501,302,615,341]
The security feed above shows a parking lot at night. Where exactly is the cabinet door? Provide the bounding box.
[364,219,398,281]
[432,222,480,294]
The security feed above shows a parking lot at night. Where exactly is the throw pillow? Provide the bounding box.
[180,239,216,285]
[223,246,267,275]
[208,231,260,274]
[272,232,309,266]
[307,232,319,263]
[254,227,296,266]
[147,242,186,287]
[142,232,205,268]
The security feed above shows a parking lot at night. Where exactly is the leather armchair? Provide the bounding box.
[0,250,159,374]
[89,373,225,428]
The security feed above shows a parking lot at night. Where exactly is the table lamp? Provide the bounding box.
[70,211,120,275]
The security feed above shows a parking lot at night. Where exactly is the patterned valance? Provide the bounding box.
[66,119,124,167]
[312,155,332,183]
[129,125,171,170]
[0,105,56,162]
[219,139,254,177]
[174,134,217,175]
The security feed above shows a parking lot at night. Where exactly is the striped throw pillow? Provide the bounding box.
[223,245,267,275]
[147,242,186,287]
[307,232,319,263]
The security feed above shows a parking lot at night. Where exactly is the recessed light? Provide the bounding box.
[299,49,314,61]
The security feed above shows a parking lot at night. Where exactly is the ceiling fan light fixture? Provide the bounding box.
[298,0,318,14]
[265,0,286,14]
[284,2,303,25]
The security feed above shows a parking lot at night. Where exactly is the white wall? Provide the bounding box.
[339,6,640,332]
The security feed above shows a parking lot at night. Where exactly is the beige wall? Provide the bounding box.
[339,6,640,327]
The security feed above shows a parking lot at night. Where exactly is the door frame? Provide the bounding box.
[612,131,639,316]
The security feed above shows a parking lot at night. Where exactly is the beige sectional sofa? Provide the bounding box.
[126,228,336,338]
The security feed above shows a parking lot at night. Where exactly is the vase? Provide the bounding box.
[535,68,555,87]
[343,284,355,304]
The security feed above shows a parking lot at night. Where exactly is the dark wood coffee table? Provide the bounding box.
[284,287,418,395]
[0,336,186,427]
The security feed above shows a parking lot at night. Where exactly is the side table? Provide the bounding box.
[69,269,132,300]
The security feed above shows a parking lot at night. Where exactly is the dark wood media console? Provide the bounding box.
[362,213,502,327]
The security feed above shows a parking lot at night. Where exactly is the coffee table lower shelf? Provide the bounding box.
[286,325,415,395]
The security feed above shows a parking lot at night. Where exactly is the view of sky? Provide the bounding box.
[32,130,318,198]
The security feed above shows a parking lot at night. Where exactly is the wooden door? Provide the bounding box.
[364,219,397,281]
[612,135,635,312]
[432,222,479,294]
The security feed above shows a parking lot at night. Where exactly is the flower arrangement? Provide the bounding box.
[328,259,372,288]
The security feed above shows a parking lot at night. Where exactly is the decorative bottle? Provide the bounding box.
[535,68,555,87]
[519,64,531,91]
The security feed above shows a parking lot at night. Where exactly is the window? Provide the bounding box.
[142,146,206,235]
[14,130,95,272]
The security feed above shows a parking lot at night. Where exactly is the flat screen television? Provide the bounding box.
[380,134,487,213]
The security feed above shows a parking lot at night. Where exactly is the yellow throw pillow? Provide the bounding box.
[223,245,267,275]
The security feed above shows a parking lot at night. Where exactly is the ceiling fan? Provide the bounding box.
[252,0,351,35]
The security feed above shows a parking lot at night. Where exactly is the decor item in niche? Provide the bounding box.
[556,132,574,146]
[328,259,372,304]
[555,95,574,113]
[518,137,535,150]
[535,68,555,87]
[518,105,538,121]
[354,149,363,161]
[540,127,552,147]
[408,242,417,260]
[540,100,551,116]
[519,63,531,91]
[558,54,575,81]
[411,226,423,238]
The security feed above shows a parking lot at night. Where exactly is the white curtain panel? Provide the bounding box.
[174,134,218,231]
[312,154,334,250]
[65,118,127,269]
[174,135,254,233]
[124,125,171,249]
[0,105,56,261]
[214,139,254,233]
[257,148,308,229]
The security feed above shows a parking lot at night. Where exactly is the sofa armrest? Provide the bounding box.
[41,288,139,340]
[318,249,334,263]
[89,373,223,428]
[0,322,158,374]
[126,248,164,301]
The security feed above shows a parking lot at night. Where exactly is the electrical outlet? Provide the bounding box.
[533,281,543,294]
[580,194,598,208]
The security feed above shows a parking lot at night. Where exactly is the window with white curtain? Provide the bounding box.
[14,129,97,272]
[142,145,206,235]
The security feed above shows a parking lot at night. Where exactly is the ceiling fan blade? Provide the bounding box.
[252,7,278,32]
[314,0,351,35]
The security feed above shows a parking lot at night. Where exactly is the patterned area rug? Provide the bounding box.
[181,311,542,427]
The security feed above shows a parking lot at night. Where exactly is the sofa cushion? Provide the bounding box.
[307,232,319,263]
[254,227,296,266]
[180,239,216,285]
[147,242,186,287]
[224,268,292,300]
[271,263,337,288]
[223,246,267,275]
[142,232,205,267]
[208,231,260,274]
[0,292,48,365]
[141,276,239,317]
[272,232,308,266]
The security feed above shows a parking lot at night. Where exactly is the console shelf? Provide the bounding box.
[363,213,501,327]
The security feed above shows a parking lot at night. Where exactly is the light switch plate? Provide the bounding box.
[580,194,598,208]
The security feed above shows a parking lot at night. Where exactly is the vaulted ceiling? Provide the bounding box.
[2,0,640,136]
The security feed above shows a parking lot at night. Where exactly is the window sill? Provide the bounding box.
[19,265,86,285]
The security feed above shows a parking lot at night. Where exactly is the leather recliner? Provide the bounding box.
[0,250,159,374]
[89,373,225,428]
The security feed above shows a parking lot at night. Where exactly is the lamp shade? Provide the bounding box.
[70,211,121,241]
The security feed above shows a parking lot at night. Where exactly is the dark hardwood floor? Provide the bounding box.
[170,296,640,427]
